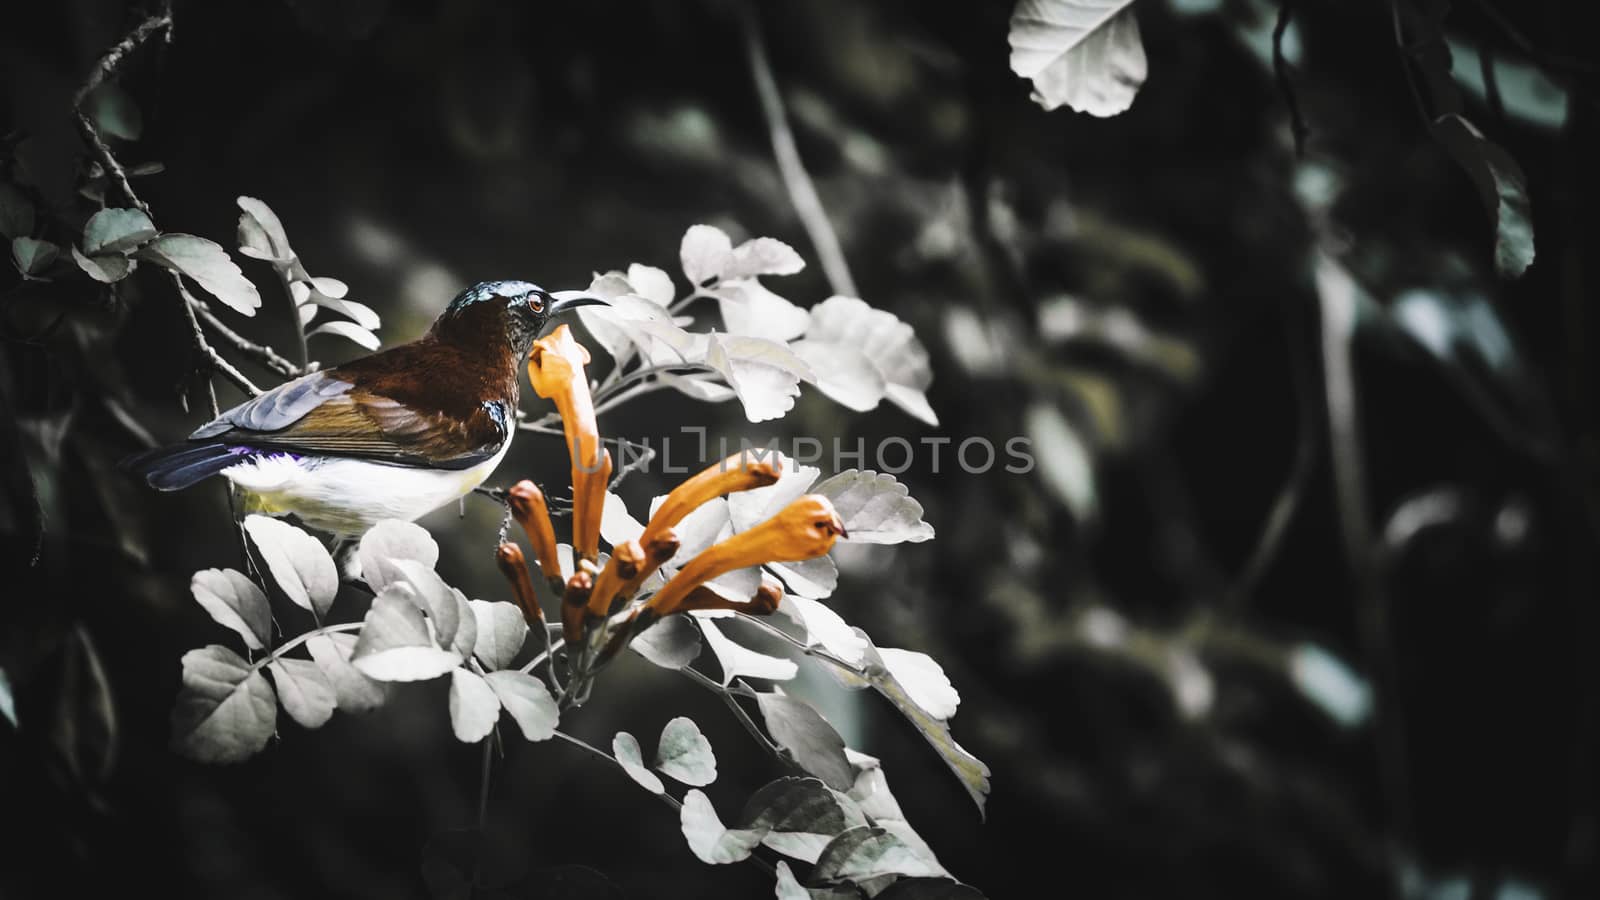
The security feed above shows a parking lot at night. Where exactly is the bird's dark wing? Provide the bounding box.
[189,371,509,470]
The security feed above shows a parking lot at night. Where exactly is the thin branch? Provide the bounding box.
[477,730,494,830]
[192,299,305,380]
[246,621,364,674]
[1471,0,1598,76]
[738,1,858,297]
[679,667,785,761]
[1272,0,1310,156]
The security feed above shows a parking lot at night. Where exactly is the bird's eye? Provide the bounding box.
[527,294,545,314]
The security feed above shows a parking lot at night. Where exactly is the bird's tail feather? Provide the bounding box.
[121,442,255,491]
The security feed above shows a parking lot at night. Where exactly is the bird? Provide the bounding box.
[123,280,606,536]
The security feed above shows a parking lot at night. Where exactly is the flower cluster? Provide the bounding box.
[502,324,847,696]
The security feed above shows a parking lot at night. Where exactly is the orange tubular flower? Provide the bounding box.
[645,494,846,618]
[508,480,562,592]
[640,452,783,549]
[587,539,643,618]
[528,324,606,562]
[495,542,545,626]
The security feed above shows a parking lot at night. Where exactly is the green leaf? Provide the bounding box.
[243,515,338,617]
[629,614,703,669]
[813,470,935,544]
[613,731,666,793]
[71,245,135,283]
[1008,0,1146,116]
[653,715,718,786]
[447,668,499,742]
[812,826,945,882]
[680,789,767,864]
[755,694,855,791]
[171,645,276,763]
[0,181,33,240]
[351,587,464,682]
[1431,113,1536,278]
[189,567,272,650]
[82,207,157,255]
[484,670,558,740]
[11,237,59,276]
[84,82,142,140]
[740,777,866,864]
[268,657,337,729]
[137,233,263,316]
[357,519,439,593]
[306,632,387,713]
[469,600,528,671]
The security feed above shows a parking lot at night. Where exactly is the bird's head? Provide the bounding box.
[432,280,608,358]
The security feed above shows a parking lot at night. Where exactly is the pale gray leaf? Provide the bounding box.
[680,789,767,864]
[812,470,935,544]
[700,619,797,685]
[268,657,337,729]
[236,196,295,262]
[681,223,734,286]
[877,648,959,720]
[788,340,887,412]
[357,519,439,593]
[756,694,855,791]
[627,262,676,305]
[484,670,558,741]
[804,296,937,425]
[243,515,338,616]
[725,237,806,280]
[351,586,464,682]
[137,234,263,316]
[714,279,810,343]
[654,715,718,786]
[1023,402,1096,522]
[388,558,461,648]
[171,645,276,763]
[84,82,142,140]
[629,614,703,669]
[613,731,666,794]
[190,567,271,650]
[469,600,528,671]
[448,668,499,743]
[768,556,838,600]
[72,245,134,283]
[307,320,380,350]
[740,776,867,864]
[706,334,811,423]
[306,633,387,713]
[1008,0,1146,116]
[812,826,946,882]
[82,207,156,255]
[11,237,58,275]
[777,596,867,664]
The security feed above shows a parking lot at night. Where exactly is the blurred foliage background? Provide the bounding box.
[2,0,1597,897]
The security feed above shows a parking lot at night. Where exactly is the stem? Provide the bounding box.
[248,621,364,674]
[477,734,494,830]
[1272,0,1309,156]
[680,667,784,761]
[738,0,858,297]
[193,299,304,380]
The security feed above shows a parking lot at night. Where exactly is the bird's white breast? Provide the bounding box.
[222,435,512,537]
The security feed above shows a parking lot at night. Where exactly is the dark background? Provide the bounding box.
[2,0,1597,897]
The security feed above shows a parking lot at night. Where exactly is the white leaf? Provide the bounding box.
[714,279,811,344]
[469,600,529,671]
[787,340,888,412]
[306,633,386,713]
[613,731,666,793]
[630,615,703,670]
[137,234,262,316]
[700,619,797,685]
[681,224,734,286]
[446,588,477,661]
[725,237,806,279]
[600,491,646,546]
[726,452,821,532]
[237,196,295,262]
[357,520,439,593]
[813,470,935,544]
[812,826,946,882]
[768,556,838,599]
[308,292,381,330]
[1023,402,1096,522]
[484,670,558,741]
[706,334,810,423]
[351,587,463,682]
[11,237,58,275]
[1008,0,1146,116]
[778,596,867,665]
[448,668,499,742]
[243,515,338,616]
[307,321,381,350]
[742,777,869,865]
[311,276,349,298]
[804,296,937,425]
[268,657,337,729]
[190,568,271,650]
[680,789,767,864]
[775,861,810,900]
[877,649,960,720]
[654,715,718,786]
[82,207,156,255]
[756,693,855,791]
[72,245,135,283]
[171,645,276,763]
[388,558,462,649]
[627,263,676,306]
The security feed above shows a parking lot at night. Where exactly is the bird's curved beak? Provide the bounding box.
[547,291,610,316]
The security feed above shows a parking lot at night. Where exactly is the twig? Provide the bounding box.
[679,667,784,761]
[738,1,858,297]
[192,299,305,380]
[246,621,364,674]
[1272,0,1309,156]
[1315,253,1415,862]
[477,730,494,830]
[1478,42,1505,123]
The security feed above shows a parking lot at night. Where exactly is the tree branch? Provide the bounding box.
[739,1,858,297]
[1273,0,1310,156]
